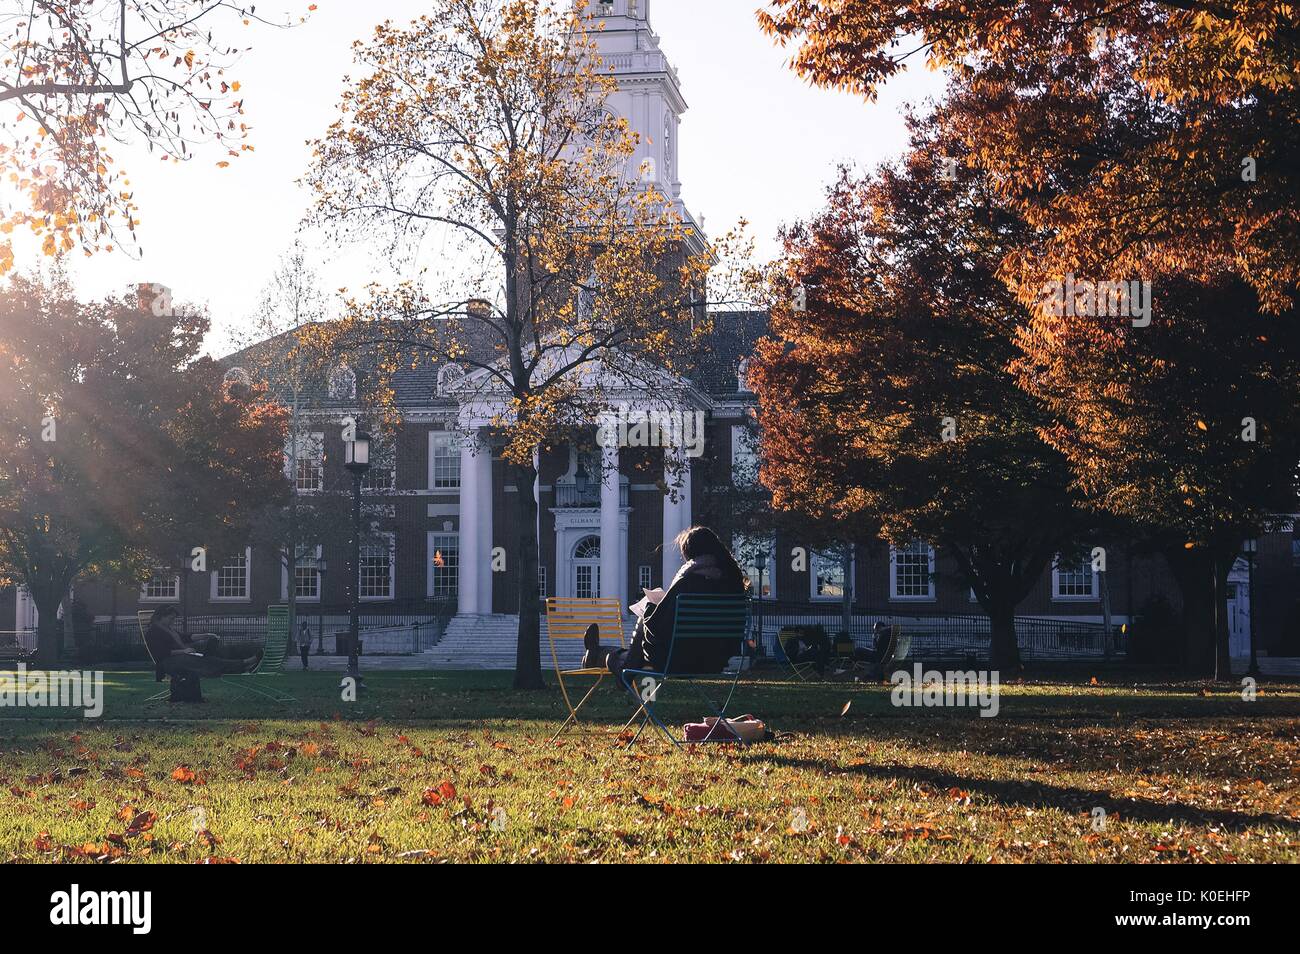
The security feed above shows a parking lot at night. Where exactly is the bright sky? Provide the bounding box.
[36,0,945,354]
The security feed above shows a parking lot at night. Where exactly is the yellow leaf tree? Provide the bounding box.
[305,0,732,689]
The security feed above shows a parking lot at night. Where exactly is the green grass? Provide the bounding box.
[1,669,1297,862]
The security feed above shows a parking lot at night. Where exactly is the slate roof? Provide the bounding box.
[220,310,769,408]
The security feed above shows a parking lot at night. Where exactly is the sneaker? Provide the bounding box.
[581,646,611,670]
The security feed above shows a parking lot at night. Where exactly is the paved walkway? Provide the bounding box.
[290,654,444,671]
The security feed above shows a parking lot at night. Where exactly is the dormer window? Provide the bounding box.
[328,364,357,400]
[736,358,751,393]
[437,363,466,397]
[222,366,251,390]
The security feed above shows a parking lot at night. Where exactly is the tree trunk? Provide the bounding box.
[512,459,544,690]
[988,600,1021,673]
[840,545,854,636]
[31,585,65,668]
[1165,544,1236,680]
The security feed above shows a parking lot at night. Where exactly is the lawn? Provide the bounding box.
[1,669,1297,863]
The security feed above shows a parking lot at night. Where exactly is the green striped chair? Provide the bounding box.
[221,605,295,703]
[618,593,751,748]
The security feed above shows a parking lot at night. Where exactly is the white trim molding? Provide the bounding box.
[889,541,936,601]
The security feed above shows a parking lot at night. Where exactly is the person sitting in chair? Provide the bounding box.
[581,525,748,677]
[145,606,262,682]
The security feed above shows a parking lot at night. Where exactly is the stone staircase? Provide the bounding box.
[426,614,628,670]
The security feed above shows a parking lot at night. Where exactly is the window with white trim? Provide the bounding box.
[538,565,548,599]
[141,570,179,602]
[289,431,325,493]
[638,564,653,593]
[360,533,395,601]
[212,549,252,601]
[811,549,851,601]
[428,532,458,599]
[283,544,322,601]
[362,436,395,491]
[430,431,461,490]
[1052,554,1098,600]
[733,532,775,599]
[730,426,760,488]
[890,541,935,600]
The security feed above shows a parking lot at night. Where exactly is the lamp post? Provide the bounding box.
[754,549,768,657]
[1243,539,1259,678]
[315,557,328,655]
[575,460,590,500]
[344,432,371,689]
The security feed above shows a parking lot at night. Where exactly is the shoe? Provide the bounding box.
[583,623,600,651]
[581,646,611,670]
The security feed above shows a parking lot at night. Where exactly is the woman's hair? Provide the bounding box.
[149,605,179,626]
[674,525,749,591]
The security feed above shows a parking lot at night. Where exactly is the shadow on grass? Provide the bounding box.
[750,752,1300,834]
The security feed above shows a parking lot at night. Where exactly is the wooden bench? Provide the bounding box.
[545,597,626,741]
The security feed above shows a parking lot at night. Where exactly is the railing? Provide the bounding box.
[553,482,629,508]
[0,631,36,661]
[80,601,454,663]
[748,601,1124,662]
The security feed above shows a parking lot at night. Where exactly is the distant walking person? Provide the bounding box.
[298,620,312,670]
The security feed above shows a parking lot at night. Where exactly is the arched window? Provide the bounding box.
[328,364,356,400]
[573,536,601,560]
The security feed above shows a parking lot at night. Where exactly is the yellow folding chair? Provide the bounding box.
[546,597,626,742]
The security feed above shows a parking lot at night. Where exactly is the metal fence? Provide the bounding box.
[749,601,1124,662]
[77,602,454,663]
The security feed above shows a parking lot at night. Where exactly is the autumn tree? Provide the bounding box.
[0,274,289,664]
[1015,271,1300,678]
[0,1,308,273]
[750,116,1092,670]
[305,0,731,689]
[757,0,1300,314]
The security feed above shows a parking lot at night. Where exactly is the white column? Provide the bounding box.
[475,438,494,614]
[457,433,481,615]
[600,442,622,610]
[662,445,692,585]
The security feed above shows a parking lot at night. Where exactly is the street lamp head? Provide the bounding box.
[575,461,589,495]
[754,551,768,570]
[345,431,371,473]
[317,557,328,575]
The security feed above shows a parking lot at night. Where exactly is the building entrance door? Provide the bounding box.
[572,535,601,599]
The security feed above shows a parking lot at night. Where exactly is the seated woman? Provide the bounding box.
[144,605,262,683]
[582,525,748,677]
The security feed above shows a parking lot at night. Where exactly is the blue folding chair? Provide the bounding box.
[618,593,751,748]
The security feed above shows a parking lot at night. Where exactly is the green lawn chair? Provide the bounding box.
[619,593,751,748]
[222,605,296,702]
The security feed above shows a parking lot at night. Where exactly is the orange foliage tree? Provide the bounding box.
[758,0,1299,314]
[0,1,309,273]
[0,275,289,664]
[749,113,1093,670]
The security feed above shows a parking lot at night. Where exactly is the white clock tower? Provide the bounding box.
[584,0,705,250]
